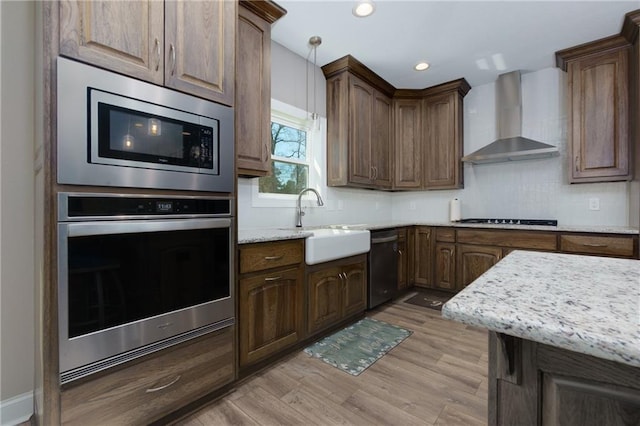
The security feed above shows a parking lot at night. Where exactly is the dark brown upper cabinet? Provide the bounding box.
[556,35,632,183]
[323,55,470,191]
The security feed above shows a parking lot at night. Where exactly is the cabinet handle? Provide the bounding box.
[575,155,579,172]
[169,44,176,76]
[154,38,160,71]
[398,249,403,257]
[264,255,283,261]
[373,166,378,180]
[263,143,270,162]
[145,375,181,393]
[339,272,346,282]
[582,243,608,248]
[264,276,281,282]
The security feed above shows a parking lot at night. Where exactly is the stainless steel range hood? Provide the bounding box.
[462,70,559,164]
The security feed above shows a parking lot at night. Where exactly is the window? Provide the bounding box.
[258,103,315,196]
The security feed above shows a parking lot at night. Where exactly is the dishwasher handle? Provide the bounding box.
[371,235,398,244]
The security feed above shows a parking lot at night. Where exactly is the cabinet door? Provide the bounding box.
[342,262,367,317]
[236,5,271,176]
[372,91,393,188]
[165,0,235,105]
[568,48,630,182]
[393,99,422,189]
[239,267,303,367]
[308,266,344,334]
[541,372,640,426]
[59,0,164,84]
[413,227,433,288]
[434,243,456,292]
[348,75,374,186]
[456,244,502,290]
[422,92,463,189]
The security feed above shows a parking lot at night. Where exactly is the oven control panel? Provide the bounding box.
[59,193,232,219]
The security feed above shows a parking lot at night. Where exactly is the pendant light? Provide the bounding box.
[306,35,322,126]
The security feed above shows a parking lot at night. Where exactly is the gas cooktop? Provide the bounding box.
[459,218,558,226]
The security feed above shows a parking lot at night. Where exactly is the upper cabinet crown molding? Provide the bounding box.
[322,55,396,98]
[395,78,471,99]
[555,34,631,71]
[239,0,287,24]
[621,9,640,44]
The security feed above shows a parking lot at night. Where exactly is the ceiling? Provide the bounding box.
[271,1,640,89]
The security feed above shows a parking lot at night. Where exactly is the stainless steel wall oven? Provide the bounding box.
[57,192,234,384]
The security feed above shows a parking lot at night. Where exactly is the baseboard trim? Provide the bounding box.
[1,391,33,426]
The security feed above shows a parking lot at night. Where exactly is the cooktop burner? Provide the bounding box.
[459,218,558,226]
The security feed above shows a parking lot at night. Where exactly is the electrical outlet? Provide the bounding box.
[588,198,600,211]
[409,202,416,211]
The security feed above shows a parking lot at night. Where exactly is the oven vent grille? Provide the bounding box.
[60,317,235,385]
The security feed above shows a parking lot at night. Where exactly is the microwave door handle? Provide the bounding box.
[66,218,231,238]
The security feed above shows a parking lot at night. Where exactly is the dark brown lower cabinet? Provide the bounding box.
[489,332,640,426]
[413,226,433,288]
[434,243,456,291]
[456,244,502,290]
[307,255,367,336]
[238,267,304,367]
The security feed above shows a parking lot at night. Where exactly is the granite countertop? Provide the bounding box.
[442,250,640,368]
[238,222,639,244]
[238,228,312,244]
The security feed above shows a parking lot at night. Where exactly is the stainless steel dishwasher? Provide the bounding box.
[367,229,399,309]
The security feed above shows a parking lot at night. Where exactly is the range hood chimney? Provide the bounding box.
[462,70,559,164]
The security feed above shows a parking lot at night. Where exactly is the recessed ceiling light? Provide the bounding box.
[353,0,375,18]
[415,62,430,71]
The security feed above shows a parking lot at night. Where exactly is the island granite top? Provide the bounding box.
[442,250,640,368]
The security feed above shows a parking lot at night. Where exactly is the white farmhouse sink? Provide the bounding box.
[305,228,370,265]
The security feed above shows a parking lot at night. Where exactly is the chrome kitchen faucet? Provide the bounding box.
[296,188,324,227]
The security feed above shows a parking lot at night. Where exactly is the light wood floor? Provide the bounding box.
[178,295,489,426]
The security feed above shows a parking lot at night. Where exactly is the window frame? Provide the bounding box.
[250,99,322,207]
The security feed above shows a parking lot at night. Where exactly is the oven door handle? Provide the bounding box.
[65,218,231,238]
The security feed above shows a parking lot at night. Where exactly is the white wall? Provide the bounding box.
[392,68,631,226]
[0,1,35,424]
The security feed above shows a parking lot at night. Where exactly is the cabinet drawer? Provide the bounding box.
[240,240,304,274]
[559,234,635,257]
[457,229,557,251]
[61,327,234,425]
[436,227,456,242]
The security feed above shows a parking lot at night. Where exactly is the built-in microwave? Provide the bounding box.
[57,57,234,192]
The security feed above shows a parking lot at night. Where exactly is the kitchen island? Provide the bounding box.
[442,250,640,425]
